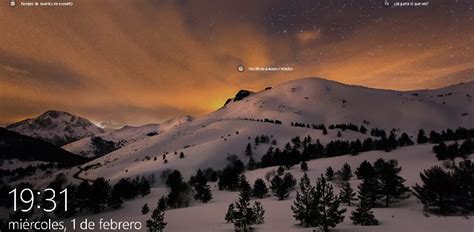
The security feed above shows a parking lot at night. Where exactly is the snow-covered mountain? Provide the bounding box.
[78,77,473,182]
[6,110,104,146]
[62,115,194,158]
[216,77,473,132]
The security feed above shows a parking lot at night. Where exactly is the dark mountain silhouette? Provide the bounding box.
[0,128,90,166]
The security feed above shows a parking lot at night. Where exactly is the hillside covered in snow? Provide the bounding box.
[75,144,474,232]
[6,110,104,146]
[62,116,194,158]
[79,77,473,181]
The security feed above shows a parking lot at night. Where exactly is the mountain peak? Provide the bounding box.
[6,110,104,146]
[41,110,73,117]
[274,77,366,91]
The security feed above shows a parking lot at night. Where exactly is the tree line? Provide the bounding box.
[432,138,473,161]
[0,162,58,182]
[416,127,474,144]
[256,132,414,170]
[290,122,368,135]
[237,117,282,125]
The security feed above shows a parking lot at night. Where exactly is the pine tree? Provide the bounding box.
[146,207,167,232]
[271,175,287,200]
[245,143,253,157]
[252,201,265,225]
[302,135,312,150]
[357,178,381,208]
[252,178,269,198]
[417,129,428,144]
[325,167,334,181]
[413,166,458,214]
[166,170,191,208]
[355,160,376,180]
[139,177,151,197]
[142,203,150,215]
[247,157,257,170]
[386,131,398,150]
[283,143,297,169]
[351,189,378,226]
[192,169,213,203]
[323,127,328,135]
[190,169,206,185]
[239,175,252,198]
[312,175,346,232]
[90,177,111,213]
[453,160,474,212]
[340,163,353,181]
[219,156,245,190]
[270,173,296,200]
[76,181,92,212]
[228,188,265,231]
[283,173,297,191]
[300,161,309,172]
[166,169,185,189]
[157,196,167,211]
[459,138,473,158]
[339,182,356,206]
[447,142,459,160]
[292,136,302,149]
[398,132,414,146]
[375,159,410,207]
[291,173,316,227]
[225,203,235,223]
[195,184,212,203]
[109,189,123,209]
[433,142,449,160]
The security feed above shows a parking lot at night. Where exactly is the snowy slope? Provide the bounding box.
[81,119,371,181]
[79,77,473,182]
[6,110,104,146]
[63,115,194,158]
[215,77,474,133]
[74,144,474,232]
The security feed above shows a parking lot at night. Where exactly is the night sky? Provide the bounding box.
[0,0,473,127]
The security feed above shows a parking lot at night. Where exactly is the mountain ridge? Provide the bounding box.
[6,110,104,146]
[217,77,473,132]
[62,115,195,158]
